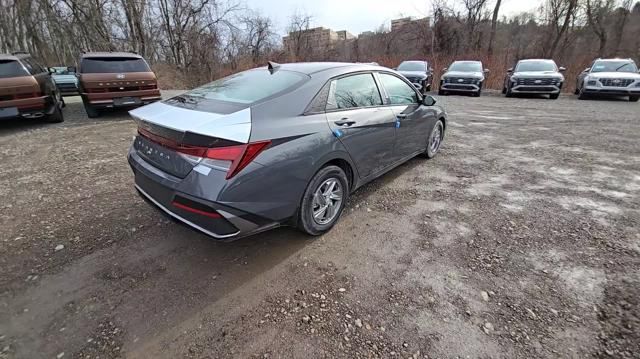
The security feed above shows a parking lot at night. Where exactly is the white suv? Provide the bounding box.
[576,58,640,102]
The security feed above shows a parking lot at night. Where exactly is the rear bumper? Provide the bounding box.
[0,95,56,120]
[56,83,79,96]
[82,89,162,107]
[128,147,277,240]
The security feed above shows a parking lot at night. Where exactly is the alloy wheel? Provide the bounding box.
[429,122,443,154]
[312,178,343,225]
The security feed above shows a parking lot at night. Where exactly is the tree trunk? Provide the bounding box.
[487,0,502,57]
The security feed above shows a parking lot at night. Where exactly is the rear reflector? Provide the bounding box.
[171,201,222,219]
[138,127,270,179]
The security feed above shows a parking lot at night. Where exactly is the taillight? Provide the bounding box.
[204,141,271,179]
[138,128,270,179]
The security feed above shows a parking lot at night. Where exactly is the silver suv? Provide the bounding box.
[503,59,565,99]
[575,58,640,102]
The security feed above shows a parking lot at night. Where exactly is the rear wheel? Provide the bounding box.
[297,165,349,236]
[83,99,100,118]
[630,95,639,102]
[45,101,64,123]
[424,119,444,159]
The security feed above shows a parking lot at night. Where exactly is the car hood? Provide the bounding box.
[589,72,640,79]
[513,71,563,79]
[443,71,484,79]
[52,74,78,84]
[398,70,427,79]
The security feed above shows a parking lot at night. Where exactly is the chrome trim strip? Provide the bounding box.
[134,184,240,239]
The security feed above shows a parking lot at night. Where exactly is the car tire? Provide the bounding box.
[297,165,349,237]
[630,96,639,102]
[578,85,589,100]
[424,119,445,159]
[45,101,64,123]
[502,86,507,94]
[425,83,431,92]
[83,99,100,118]
[473,90,481,97]
[550,94,559,100]
[506,85,514,98]
[438,89,445,96]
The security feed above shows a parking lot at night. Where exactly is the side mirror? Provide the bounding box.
[559,66,566,72]
[507,68,514,73]
[442,67,448,72]
[422,95,436,106]
[67,66,76,73]
[48,67,56,74]
[583,68,591,73]
[483,68,490,73]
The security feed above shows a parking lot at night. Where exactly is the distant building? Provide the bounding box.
[283,27,354,55]
[391,17,430,32]
[358,31,375,38]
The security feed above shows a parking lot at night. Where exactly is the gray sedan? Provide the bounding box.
[128,62,447,240]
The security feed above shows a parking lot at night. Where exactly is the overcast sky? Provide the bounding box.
[245,0,543,36]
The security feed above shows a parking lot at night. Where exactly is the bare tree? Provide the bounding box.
[487,0,502,57]
[285,10,312,61]
[586,0,615,56]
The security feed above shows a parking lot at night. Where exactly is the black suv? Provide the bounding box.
[396,60,434,94]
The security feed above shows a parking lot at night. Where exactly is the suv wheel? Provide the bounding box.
[506,84,514,98]
[83,98,100,118]
[297,165,349,236]
[578,84,589,100]
[424,120,444,159]
[472,90,481,97]
[45,101,64,123]
[630,95,639,102]
[549,93,559,100]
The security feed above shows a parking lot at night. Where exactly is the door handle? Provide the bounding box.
[335,118,356,127]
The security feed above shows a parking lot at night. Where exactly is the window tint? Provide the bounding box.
[0,60,29,78]
[591,60,638,73]
[515,61,557,72]
[184,69,308,104]
[378,73,418,105]
[397,61,426,72]
[448,61,483,72]
[327,73,382,110]
[81,57,151,73]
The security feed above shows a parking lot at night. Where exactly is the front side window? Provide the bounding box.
[327,73,382,110]
[591,61,638,73]
[0,60,29,78]
[515,61,557,72]
[81,57,151,73]
[378,73,418,105]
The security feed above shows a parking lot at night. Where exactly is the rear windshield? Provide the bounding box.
[80,57,150,73]
[0,60,29,78]
[515,61,557,72]
[449,61,482,72]
[183,68,308,104]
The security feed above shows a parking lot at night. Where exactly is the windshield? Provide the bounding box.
[183,69,308,104]
[397,62,426,72]
[448,61,482,72]
[0,60,29,78]
[515,61,557,72]
[591,61,638,73]
[80,57,150,73]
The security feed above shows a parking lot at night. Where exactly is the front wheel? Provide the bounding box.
[297,165,349,236]
[550,93,559,100]
[424,119,445,159]
[630,95,639,102]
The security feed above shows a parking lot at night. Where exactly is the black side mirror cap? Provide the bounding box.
[559,66,566,72]
[507,68,513,73]
[483,68,490,73]
[423,95,436,106]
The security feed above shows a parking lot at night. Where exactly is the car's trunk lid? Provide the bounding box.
[79,72,157,92]
[0,76,39,102]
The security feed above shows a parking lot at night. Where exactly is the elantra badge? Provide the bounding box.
[116,74,125,79]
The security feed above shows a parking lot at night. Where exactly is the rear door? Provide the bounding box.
[377,72,435,159]
[325,72,397,178]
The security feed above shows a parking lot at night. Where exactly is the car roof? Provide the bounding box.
[595,58,634,62]
[518,59,555,62]
[0,53,30,61]
[400,60,427,63]
[81,52,143,59]
[273,62,384,76]
[452,60,481,63]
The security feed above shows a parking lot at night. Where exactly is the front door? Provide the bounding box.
[325,73,397,179]
[377,73,436,159]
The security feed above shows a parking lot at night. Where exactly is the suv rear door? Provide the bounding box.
[325,72,397,178]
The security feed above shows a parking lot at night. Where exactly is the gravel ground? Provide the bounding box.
[0,91,639,359]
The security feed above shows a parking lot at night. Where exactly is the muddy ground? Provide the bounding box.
[0,92,639,359]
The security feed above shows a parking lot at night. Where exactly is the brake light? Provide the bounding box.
[205,141,271,179]
[137,128,270,179]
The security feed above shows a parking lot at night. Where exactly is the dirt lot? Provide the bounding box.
[1,92,639,359]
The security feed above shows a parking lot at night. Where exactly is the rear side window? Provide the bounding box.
[184,69,308,105]
[327,73,382,110]
[80,57,151,73]
[378,73,418,105]
[0,60,29,78]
